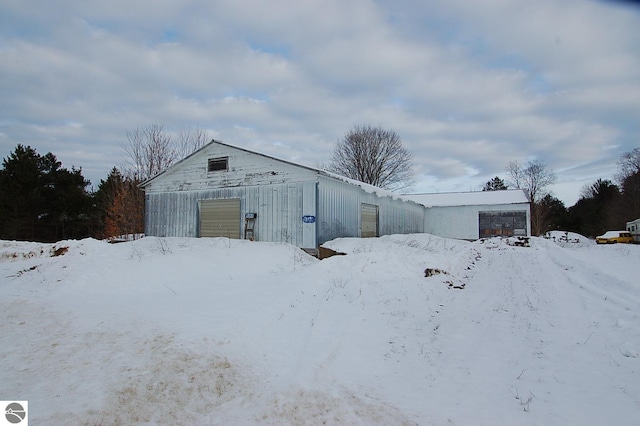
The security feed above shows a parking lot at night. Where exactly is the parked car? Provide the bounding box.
[596,231,634,244]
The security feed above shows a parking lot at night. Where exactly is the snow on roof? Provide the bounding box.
[402,189,529,208]
[320,170,414,202]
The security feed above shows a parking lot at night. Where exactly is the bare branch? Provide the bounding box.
[121,124,177,181]
[328,125,414,191]
[506,159,556,203]
[177,127,210,159]
[506,158,556,235]
[616,147,640,184]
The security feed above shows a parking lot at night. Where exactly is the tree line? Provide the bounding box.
[1,121,638,242]
[0,125,207,242]
[483,148,640,237]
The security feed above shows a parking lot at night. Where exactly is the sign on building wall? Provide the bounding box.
[302,215,316,223]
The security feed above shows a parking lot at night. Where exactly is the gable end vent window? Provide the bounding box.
[208,157,228,172]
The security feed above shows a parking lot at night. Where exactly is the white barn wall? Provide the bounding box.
[145,181,317,247]
[317,176,424,244]
[143,141,425,248]
[143,142,321,247]
[143,142,318,194]
[424,204,531,240]
[143,141,528,247]
[146,173,424,248]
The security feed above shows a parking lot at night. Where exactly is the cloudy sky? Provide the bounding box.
[1,0,639,205]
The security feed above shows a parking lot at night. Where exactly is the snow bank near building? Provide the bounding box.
[1,234,639,425]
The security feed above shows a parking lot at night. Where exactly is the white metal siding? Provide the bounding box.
[143,142,318,194]
[145,182,318,248]
[143,141,424,247]
[424,204,531,240]
[317,176,424,244]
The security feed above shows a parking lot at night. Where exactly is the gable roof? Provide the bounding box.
[139,139,324,188]
[140,140,527,209]
[403,189,529,208]
[140,139,427,208]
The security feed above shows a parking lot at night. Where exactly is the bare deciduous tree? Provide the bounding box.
[119,124,210,237]
[616,147,640,184]
[507,159,556,235]
[328,125,414,191]
[616,147,640,222]
[177,127,209,159]
[122,124,210,181]
[122,124,176,181]
[507,159,556,204]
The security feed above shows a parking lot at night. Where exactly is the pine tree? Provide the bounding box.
[0,145,91,241]
[483,176,508,191]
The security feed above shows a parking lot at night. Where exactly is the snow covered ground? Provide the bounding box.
[1,232,638,425]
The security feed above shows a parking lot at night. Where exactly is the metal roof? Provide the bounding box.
[403,189,529,207]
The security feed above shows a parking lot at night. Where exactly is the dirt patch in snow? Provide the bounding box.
[43,334,253,425]
[257,387,417,425]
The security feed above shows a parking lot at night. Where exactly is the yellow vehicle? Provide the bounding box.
[596,231,634,244]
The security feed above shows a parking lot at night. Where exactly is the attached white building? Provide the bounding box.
[403,190,531,241]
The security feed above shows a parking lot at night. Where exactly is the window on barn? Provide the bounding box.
[208,157,228,172]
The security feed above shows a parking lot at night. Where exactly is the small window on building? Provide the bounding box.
[208,157,228,172]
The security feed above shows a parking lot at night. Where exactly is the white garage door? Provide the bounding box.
[200,199,241,238]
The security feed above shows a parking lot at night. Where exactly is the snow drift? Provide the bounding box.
[1,233,638,425]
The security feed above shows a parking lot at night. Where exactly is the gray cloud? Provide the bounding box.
[1,0,638,204]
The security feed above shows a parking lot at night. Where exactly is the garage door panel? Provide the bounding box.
[478,211,527,237]
[200,199,241,238]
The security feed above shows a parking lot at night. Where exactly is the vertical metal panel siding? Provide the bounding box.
[317,176,424,244]
[145,181,317,247]
[424,203,530,240]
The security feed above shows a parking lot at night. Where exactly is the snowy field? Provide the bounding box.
[1,232,639,425]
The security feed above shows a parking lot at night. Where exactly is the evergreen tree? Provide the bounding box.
[0,145,45,240]
[0,145,91,241]
[566,179,621,237]
[620,170,640,222]
[483,176,508,191]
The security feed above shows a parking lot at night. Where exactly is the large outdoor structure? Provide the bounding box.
[141,140,531,248]
[403,191,531,240]
[140,140,425,251]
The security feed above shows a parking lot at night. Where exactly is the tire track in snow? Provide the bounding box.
[546,244,640,311]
